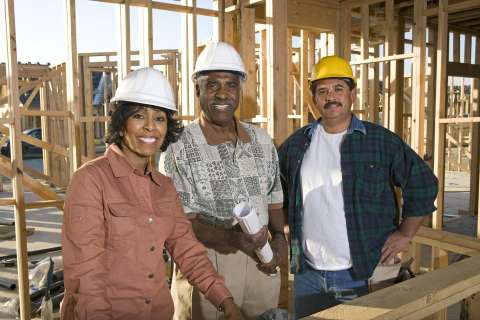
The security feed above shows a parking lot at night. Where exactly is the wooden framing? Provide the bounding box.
[2,0,480,318]
[3,1,30,318]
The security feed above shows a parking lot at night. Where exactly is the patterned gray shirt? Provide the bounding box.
[161,120,283,228]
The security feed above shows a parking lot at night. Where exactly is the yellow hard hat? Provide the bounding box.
[310,55,355,84]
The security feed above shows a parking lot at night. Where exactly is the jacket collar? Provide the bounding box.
[303,113,366,139]
[106,144,163,186]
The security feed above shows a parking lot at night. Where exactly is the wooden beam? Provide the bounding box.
[181,0,197,118]
[446,62,480,78]
[90,0,218,17]
[359,3,369,121]
[3,1,30,317]
[116,0,131,81]
[239,0,257,120]
[66,0,82,174]
[350,53,415,65]
[471,36,480,225]
[414,226,480,256]
[306,255,480,320]
[139,0,153,67]
[411,0,426,155]
[300,30,309,127]
[424,0,480,17]
[266,0,288,145]
[432,0,449,272]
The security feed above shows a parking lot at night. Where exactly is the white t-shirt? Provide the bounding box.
[300,124,352,270]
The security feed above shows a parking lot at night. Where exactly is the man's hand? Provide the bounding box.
[380,230,411,264]
[220,298,243,320]
[227,226,269,255]
[257,233,287,275]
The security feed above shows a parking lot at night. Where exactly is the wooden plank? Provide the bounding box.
[351,53,415,65]
[116,0,131,81]
[66,0,82,174]
[0,156,63,210]
[411,0,426,155]
[432,0,449,277]
[216,0,225,42]
[83,63,95,159]
[287,30,294,135]
[438,117,480,124]
[306,255,480,320]
[446,62,480,78]
[286,0,337,31]
[21,86,40,110]
[0,198,15,206]
[424,0,480,17]
[90,0,218,16]
[300,30,309,127]
[414,226,480,256]
[3,1,30,317]
[426,28,437,168]
[181,0,197,118]
[0,125,69,157]
[359,3,369,121]
[266,0,288,145]
[260,29,268,131]
[471,36,480,224]
[240,0,257,120]
[139,0,153,67]
[19,110,71,117]
[25,200,64,210]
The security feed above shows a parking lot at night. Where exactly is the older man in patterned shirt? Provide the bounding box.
[160,42,286,319]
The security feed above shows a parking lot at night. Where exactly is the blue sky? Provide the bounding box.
[1,0,215,65]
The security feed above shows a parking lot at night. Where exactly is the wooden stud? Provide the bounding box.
[3,0,30,318]
[181,0,197,118]
[300,30,309,127]
[411,0,426,156]
[116,0,131,81]
[359,3,369,121]
[472,35,480,225]
[240,0,257,120]
[287,30,294,135]
[426,27,437,168]
[432,0,449,277]
[139,0,153,67]
[39,83,51,178]
[83,58,95,159]
[266,0,288,145]
[66,0,82,174]
[260,29,268,131]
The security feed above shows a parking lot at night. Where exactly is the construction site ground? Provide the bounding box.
[0,159,476,319]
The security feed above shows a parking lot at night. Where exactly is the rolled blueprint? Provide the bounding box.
[233,201,273,264]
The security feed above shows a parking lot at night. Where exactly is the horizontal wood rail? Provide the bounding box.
[305,255,480,320]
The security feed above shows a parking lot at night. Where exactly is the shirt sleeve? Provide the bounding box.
[62,167,111,320]
[165,195,231,308]
[391,140,439,218]
[162,144,198,216]
[268,141,284,206]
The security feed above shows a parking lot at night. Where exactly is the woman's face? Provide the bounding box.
[121,106,168,164]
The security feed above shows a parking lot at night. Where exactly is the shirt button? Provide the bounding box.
[148,273,154,279]
[150,246,156,251]
[148,217,153,224]
[145,298,151,304]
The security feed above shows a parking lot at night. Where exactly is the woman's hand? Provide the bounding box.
[221,298,242,320]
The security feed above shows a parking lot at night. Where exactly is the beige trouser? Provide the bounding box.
[171,248,281,320]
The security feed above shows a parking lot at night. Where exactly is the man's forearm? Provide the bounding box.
[268,206,286,235]
[190,217,235,253]
[398,216,426,239]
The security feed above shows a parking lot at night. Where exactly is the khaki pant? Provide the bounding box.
[172,248,281,320]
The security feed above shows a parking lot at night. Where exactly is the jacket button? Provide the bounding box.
[150,246,156,251]
[145,298,151,304]
[148,217,153,224]
[148,273,154,279]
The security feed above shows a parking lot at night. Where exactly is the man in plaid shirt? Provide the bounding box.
[278,56,438,318]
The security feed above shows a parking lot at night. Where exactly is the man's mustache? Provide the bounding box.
[324,101,342,109]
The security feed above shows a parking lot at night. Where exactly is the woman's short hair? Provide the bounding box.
[105,101,183,151]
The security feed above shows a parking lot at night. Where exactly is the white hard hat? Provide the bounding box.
[111,67,177,111]
[193,42,247,81]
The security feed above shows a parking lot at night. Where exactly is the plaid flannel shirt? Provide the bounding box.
[278,115,438,280]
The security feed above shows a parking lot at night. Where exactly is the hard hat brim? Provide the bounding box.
[110,94,177,112]
[192,68,247,81]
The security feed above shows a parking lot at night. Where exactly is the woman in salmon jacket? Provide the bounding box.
[61,68,241,320]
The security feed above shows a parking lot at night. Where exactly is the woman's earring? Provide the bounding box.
[119,132,124,137]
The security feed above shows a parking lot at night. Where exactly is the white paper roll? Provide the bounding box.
[233,201,273,264]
